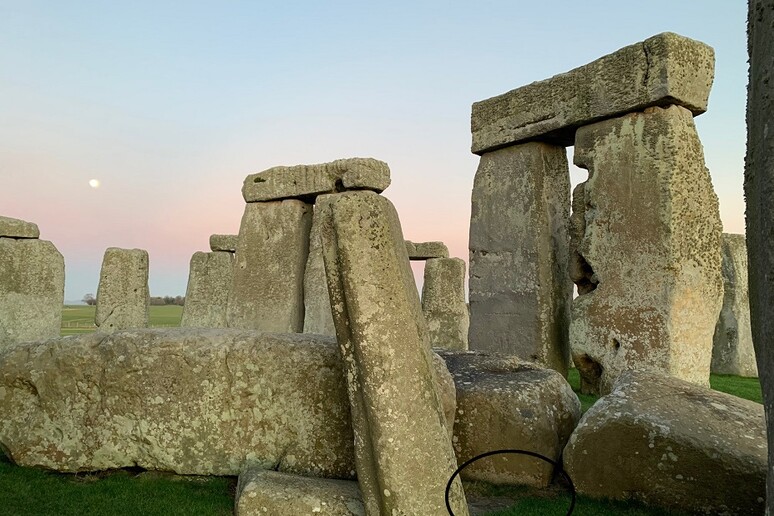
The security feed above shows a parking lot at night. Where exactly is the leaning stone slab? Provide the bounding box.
[180,251,233,328]
[570,105,723,395]
[471,32,714,153]
[563,370,766,515]
[95,248,150,333]
[209,234,237,253]
[0,238,64,351]
[0,215,40,239]
[227,200,312,332]
[242,158,390,202]
[440,351,580,487]
[0,328,456,476]
[236,469,364,516]
[318,191,468,516]
[303,209,336,336]
[405,240,449,259]
[422,258,469,350]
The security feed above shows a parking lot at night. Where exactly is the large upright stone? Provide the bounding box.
[745,2,774,511]
[468,142,571,375]
[227,200,312,332]
[95,248,149,333]
[570,105,723,395]
[318,191,468,516]
[422,257,469,350]
[0,238,64,350]
[712,234,757,377]
[242,158,390,202]
[471,32,714,153]
[180,251,233,328]
[0,215,40,239]
[303,209,336,336]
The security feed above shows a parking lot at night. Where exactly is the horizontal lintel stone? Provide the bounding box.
[405,240,449,260]
[209,234,237,252]
[0,216,40,239]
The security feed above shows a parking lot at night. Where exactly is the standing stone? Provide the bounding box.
[95,248,149,333]
[422,258,469,350]
[571,105,723,395]
[227,200,312,332]
[303,208,336,336]
[468,142,571,376]
[712,233,757,377]
[180,251,234,328]
[318,191,468,516]
[0,215,40,239]
[745,2,774,511]
[0,237,64,350]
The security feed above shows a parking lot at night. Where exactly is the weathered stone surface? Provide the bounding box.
[242,158,390,203]
[0,238,64,350]
[471,32,715,153]
[712,234,757,377]
[227,200,312,332]
[422,258,469,350]
[746,4,774,510]
[570,105,723,395]
[303,209,336,336]
[469,142,571,376]
[180,251,233,328]
[236,469,364,516]
[318,191,468,516]
[405,240,449,260]
[95,248,150,333]
[209,234,237,253]
[0,328,457,476]
[0,215,40,239]
[440,351,580,487]
[564,370,766,515]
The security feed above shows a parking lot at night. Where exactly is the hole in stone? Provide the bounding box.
[612,338,621,351]
[253,177,266,183]
[333,178,345,192]
[574,353,603,395]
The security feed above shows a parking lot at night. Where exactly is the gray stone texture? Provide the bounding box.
[303,208,336,336]
[0,215,40,239]
[209,234,237,253]
[440,351,580,487]
[712,233,757,376]
[468,142,571,376]
[227,200,312,332]
[422,257,469,350]
[745,3,774,511]
[318,191,468,516]
[95,248,150,333]
[180,251,233,328]
[236,470,364,516]
[471,32,715,153]
[563,370,766,515]
[242,158,390,203]
[0,238,64,350]
[405,240,449,259]
[570,105,723,395]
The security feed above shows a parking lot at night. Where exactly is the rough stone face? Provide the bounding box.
[712,233,757,377]
[236,469,364,516]
[227,200,312,332]
[563,370,766,515]
[422,258,469,350]
[0,238,64,350]
[440,351,580,487]
[405,240,449,260]
[242,158,390,203]
[95,248,150,333]
[0,215,40,239]
[180,251,233,328]
[570,105,723,395]
[471,32,715,153]
[209,234,237,253]
[318,191,468,516]
[468,142,571,376]
[303,209,336,336]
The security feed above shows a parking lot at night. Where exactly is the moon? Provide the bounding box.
[89,179,100,188]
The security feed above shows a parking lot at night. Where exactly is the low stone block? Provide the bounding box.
[471,32,714,153]
[236,469,364,516]
[405,240,449,259]
[95,248,150,332]
[242,158,390,202]
[422,258,469,350]
[209,234,237,253]
[0,216,40,239]
[180,251,233,328]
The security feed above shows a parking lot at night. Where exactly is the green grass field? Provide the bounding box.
[60,305,183,336]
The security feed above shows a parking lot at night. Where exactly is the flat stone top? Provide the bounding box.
[242,157,391,202]
[209,234,237,252]
[471,32,714,153]
[405,240,449,260]
[0,215,40,239]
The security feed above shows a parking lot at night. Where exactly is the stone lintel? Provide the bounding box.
[405,240,449,260]
[0,215,40,239]
[209,234,237,252]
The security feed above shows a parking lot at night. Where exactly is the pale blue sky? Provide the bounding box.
[0,1,748,299]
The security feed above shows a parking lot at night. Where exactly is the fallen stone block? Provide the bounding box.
[180,251,233,328]
[0,215,40,239]
[405,240,449,259]
[563,370,766,515]
[95,247,150,333]
[422,257,469,350]
[209,234,237,253]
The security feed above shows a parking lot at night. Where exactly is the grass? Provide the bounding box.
[60,305,184,336]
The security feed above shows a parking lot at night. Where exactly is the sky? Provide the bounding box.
[0,1,749,301]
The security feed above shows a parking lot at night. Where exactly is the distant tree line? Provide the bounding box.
[82,294,185,306]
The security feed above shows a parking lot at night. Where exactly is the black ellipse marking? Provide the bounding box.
[444,449,576,515]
